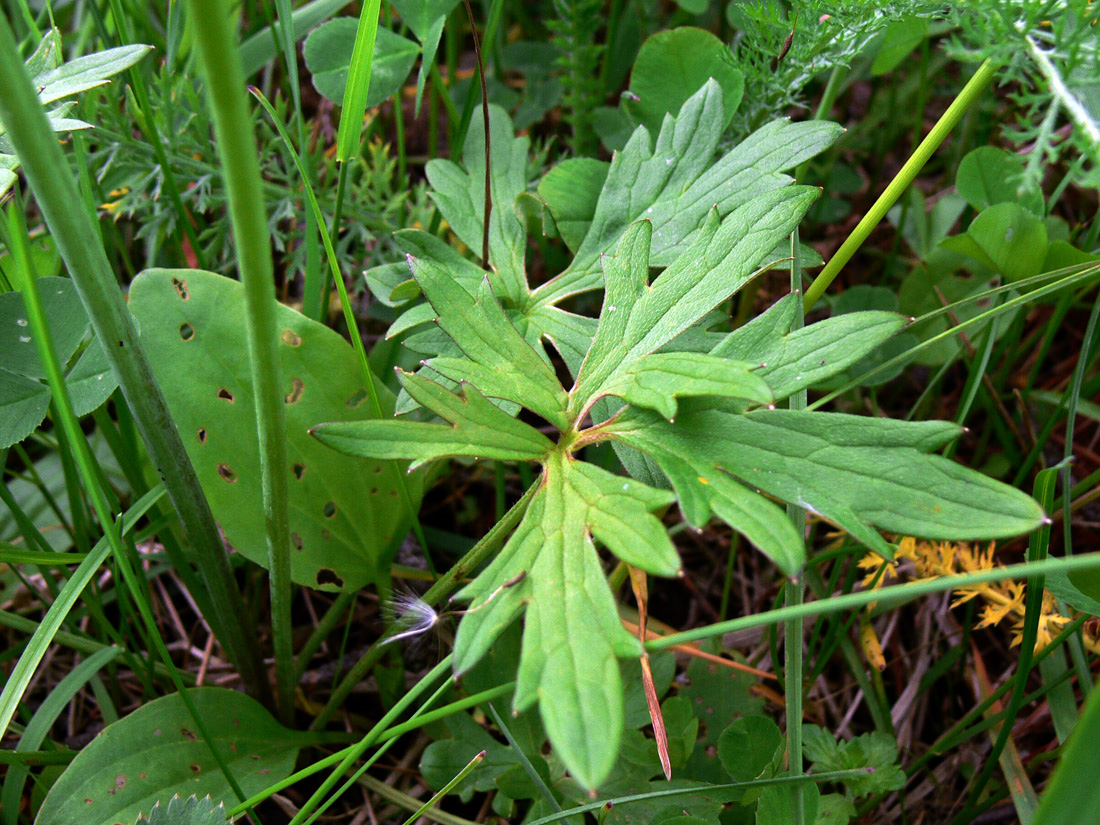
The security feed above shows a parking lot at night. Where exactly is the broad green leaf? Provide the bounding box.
[955,146,1044,214]
[940,202,1049,283]
[409,257,569,429]
[426,105,530,303]
[624,27,743,136]
[711,293,910,398]
[870,17,929,75]
[390,0,459,111]
[129,268,416,592]
[303,19,419,108]
[527,304,596,376]
[801,725,906,798]
[136,795,229,825]
[610,422,804,575]
[613,408,1043,558]
[1033,677,1100,825]
[717,716,783,781]
[32,45,151,106]
[755,782,820,825]
[454,453,677,789]
[239,0,347,76]
[312,370,554,469]
[531,80,843,305]
[537,157,610,253]
[574,188,818,410]
[1045,568,1100,616]
[35,688,309,825]
[65,338,118,417]
[599,351,773,420]
[0,276,88,379]
[0,367,50,448]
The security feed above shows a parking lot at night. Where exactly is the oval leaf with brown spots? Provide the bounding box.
[36,688,316,825]
[128,268,422,591]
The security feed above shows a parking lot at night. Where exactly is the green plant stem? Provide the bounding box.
[785,230,806,824]
[399,749,485,825]
[289,656,452,825]
[311,480,538,729]
[647,551,1100,652]
[955,466,1061,823]
[186,0,294,723]
[525,771,872,825]
[0,9,272,709]
[229,682,512,813]
[803,58,998,311]
[252,87,434,578]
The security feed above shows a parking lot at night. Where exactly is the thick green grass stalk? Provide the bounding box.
[185,0,295,724]
[0,9,272,708]
[803,59,998,310]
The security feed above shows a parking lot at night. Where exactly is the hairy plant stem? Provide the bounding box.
[803,58,998,310]
[785,229,806,824]
[186,0,295,723]
[0,10,272,708]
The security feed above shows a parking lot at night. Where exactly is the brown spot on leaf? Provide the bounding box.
[291,532,303,550]
[284,377,304,404]
[197,428,207,444]
[292,463,305,479]
[281,329,301,346]
[217,388,234,402]
[316,568,344,587]
[179,323,194,341]
[346,388,367,407]
[180,727,197,740]
[171,277,189,300]
[323,501,336,518]
[217,464,238,483]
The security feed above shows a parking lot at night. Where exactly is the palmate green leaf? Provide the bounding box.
[390,0,459,112]
[612,407,1045,558]
[573,187,817,414]
[129,269,416,592]
[0,367,49,448]
[801,725,906,798]
[530,79,843,306]
[37,688,311,825]
[0,276,87,379]
[408,255,569,430]
[311,370,554,469]
[607,418,803,575]
[452,453,678,790]
[303,19,419,109]
[599,352,772,420]
[426,104,530,303]
[710,292,910,399]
